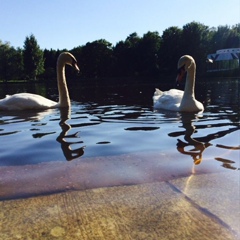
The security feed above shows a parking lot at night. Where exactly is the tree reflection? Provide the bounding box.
[56,107,85,161]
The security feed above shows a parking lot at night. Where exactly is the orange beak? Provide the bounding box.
[74,63,80,73]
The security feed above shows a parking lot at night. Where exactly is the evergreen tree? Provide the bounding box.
[23,34,44,80]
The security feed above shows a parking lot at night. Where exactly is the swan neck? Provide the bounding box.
[184,62,196,97]
[57,59,70,107]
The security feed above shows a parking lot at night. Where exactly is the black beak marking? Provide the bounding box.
[177,64,185,74]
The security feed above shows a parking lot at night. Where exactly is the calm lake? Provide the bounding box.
[0,78,239,173]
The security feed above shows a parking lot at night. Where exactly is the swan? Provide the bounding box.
[0,52,79,110]
[153,55,204,112]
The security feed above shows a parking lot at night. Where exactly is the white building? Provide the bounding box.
[207,48,240,72]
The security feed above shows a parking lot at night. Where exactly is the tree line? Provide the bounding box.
[0,22,239,83]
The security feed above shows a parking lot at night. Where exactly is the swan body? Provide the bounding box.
[153,55,204,112]
[0,52,79,111]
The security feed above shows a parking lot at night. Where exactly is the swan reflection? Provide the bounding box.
[169,113,211,165]
[56,107,85,161]
[169,113,239,169]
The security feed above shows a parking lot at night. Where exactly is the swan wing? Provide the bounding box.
[0,93,58,110]
[153,89,183,111]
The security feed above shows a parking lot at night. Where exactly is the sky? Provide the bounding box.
[1,0,239,50]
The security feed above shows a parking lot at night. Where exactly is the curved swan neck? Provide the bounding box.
[184,61,196,97]
[57,57,70,107]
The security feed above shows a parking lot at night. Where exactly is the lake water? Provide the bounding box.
[0,78,239,173]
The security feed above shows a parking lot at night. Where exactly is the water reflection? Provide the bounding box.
[215,157,239,170]
[215,142,240,170]
[0,80,239,170]
[169,112,239,170]
[0,109,54,125]
[169,113,211,165]
[56,107,85,161]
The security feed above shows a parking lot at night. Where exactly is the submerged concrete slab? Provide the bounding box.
[0,152,228,200]
[170,171,240,238]
[0,177,238,240]
[0,152,239,239]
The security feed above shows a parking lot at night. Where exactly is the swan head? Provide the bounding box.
[58,52,80,72]
[176,55,195,82]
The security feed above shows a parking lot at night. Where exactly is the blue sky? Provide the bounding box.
[1,0,239,50]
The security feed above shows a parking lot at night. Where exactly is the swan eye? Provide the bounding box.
[177,64,185,74]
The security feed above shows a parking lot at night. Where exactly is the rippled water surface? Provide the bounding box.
[0,79,239,172]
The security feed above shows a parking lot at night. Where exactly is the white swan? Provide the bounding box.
[0,52,79,110]
[153,55,204,112]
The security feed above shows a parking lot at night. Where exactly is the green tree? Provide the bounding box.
[0,41,23,81]
[23,34,44,80]
[209,24,240,51]
[137,31,161,77]
[210,25,232,51]
[159,26,183,74]
[225,24,240,48]
[0,41,12,81]
[182,22,210,73]
[7,47,23,80]
[42,48,59,79]
[113,32,141,77]
[80,39,113,78]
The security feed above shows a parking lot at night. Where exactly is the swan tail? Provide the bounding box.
[153,88,163,104]
[154,88,163,96]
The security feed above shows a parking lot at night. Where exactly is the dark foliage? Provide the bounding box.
[0,22,239,82]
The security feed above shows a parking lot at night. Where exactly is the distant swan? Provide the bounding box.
[153,55,204,112]
[0,52,79,110]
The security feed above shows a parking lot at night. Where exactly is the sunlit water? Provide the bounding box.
[0,79,239,172]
